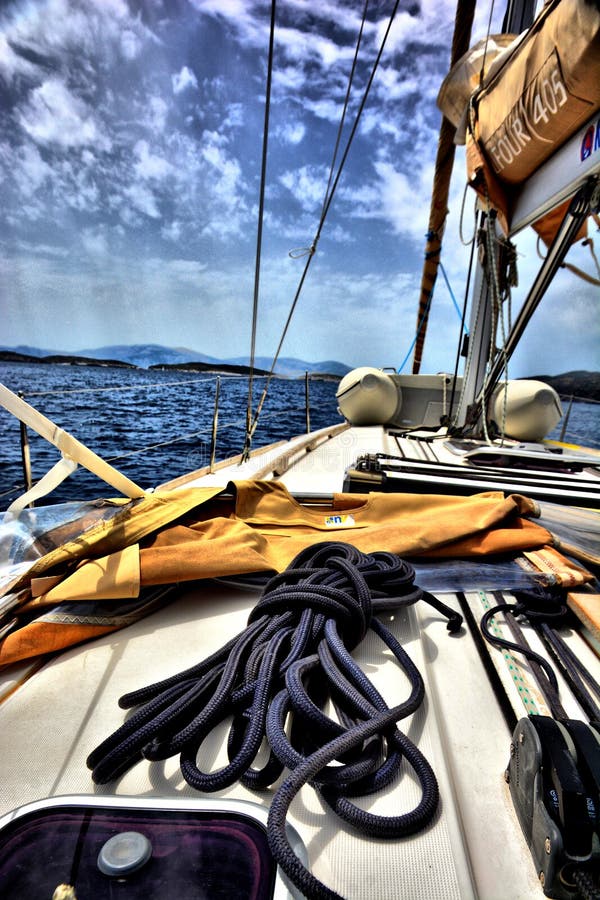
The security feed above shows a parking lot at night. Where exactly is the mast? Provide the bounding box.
[411,0,477,374]
[452,0,536,431]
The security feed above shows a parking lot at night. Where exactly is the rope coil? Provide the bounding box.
[87,542,462,900]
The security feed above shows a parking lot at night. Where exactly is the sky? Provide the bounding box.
[0,0,597,377]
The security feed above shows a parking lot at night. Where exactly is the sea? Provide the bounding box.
[0,362,342,506]
[0,361,598,508]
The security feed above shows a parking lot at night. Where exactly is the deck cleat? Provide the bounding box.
[507,716,600,898]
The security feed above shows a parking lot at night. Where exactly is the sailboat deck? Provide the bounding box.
[0,422,598,898]
[0,576,574,900]
[160,422,600,506]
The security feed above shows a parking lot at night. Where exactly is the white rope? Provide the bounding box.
[0,383,146,503]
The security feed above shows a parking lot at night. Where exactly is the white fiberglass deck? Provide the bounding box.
[0,423,597,899]
[0,575,558,899]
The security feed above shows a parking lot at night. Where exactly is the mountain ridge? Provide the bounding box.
[1,347,598,398]
[0,344,352,377]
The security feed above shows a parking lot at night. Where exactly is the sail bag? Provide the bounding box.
[439,0,600,234]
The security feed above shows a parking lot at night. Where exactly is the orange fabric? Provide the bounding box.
[0,621,115,666]
[0,481,565,669]
[522,546,593,588]
[138,483,550,585]
[533,199,588,247]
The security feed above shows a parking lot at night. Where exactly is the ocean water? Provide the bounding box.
[0,362,342,506]
[0,361,598,507]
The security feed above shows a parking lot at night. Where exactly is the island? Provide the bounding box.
[149,361,272,376]
[0,350,137,368]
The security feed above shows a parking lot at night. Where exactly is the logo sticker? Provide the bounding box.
[581,119,600,162]
[324,514,356,528]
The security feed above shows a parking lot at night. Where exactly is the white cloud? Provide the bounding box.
[172,65,198,94]
[18,79,112,151]
[133,140,173,180]
[0,32,36,83]
[146,96,169,133]
[120,29,142,61]
[279,165,328,213]
[278,121,305,145]
[188,0,265,47]
[15,144,52,196]
[81,227,108,256]
[165,258,208,282]
[335,160,433,245]
[302,97,342,123]
[123,183,161,219]
[276,25,350,67]
[223,103,244,129]
[273,65,307,93]
[161,220,183,243]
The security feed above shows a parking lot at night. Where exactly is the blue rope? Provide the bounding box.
[397,292,432,373]
[88,542,462,899]
[397,254,468,373]
[439,261,469,336]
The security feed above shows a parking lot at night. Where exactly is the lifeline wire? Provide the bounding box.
[242,0,276,463]
[87,542,462,900]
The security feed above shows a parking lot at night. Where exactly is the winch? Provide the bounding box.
[506,715,600,898]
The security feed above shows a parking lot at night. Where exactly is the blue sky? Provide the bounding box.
[0,0,597,376]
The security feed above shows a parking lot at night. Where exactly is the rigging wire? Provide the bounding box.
[242,0,400,456]
[447,214,478,426]
[242,0,277,463]
[397,261,467,374]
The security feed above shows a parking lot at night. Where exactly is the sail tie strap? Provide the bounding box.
[88,542,461,900]
[0,383,146,508]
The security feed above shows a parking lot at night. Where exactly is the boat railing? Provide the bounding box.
[556,393,600,448]
[3,371,317,507]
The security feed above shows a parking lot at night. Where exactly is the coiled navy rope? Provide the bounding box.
[87,542,462,900]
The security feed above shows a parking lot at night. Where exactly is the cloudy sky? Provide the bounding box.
[0,0,597,376]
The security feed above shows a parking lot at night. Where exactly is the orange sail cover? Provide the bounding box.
[2,481,596,668]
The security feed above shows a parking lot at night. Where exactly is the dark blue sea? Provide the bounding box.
[0,361,598,508]
[0,362,342,506]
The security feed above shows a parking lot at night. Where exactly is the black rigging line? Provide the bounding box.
[87,543,459,900]
[242,0,402,456]
[243,0,277,463]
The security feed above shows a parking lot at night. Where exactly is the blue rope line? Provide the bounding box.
[440,261,469,336]
[88,542,461,900]
[397,256,468,374]
[397,292,432,373]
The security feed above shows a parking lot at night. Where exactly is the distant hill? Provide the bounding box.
[79,345,351,376]
[529,371,600,402]
[0,348,136,368]
[225,356,351,377]
[3,347,596,392]
[152,361,272,376]
[76,344,220,369]
[0,344,351,377]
